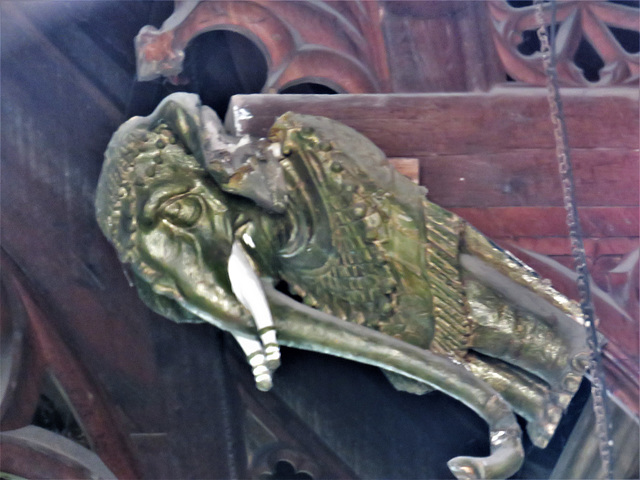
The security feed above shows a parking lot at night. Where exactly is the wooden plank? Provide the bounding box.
[227,89,639,153]
[449,207,639,238]
[421,149,638,207]
[228,92,638,208]
[382,10,468,92]
[380,2,505,92]
[494,237,639,258]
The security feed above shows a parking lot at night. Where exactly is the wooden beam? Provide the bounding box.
[450,207,639,238]
[227,89,639,153]
[3,2,123,124]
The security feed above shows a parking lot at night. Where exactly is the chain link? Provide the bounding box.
[533,1,613,478]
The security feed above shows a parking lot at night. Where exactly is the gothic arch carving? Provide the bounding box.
[271,46,380,93]
[136,0,389,93]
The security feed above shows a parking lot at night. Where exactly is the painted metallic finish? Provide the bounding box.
[96,93,590,479]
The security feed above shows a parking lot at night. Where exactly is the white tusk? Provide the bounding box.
[228,240,281,370]
[234,335,272,391]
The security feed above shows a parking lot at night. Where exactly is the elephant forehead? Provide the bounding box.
[97,121,203,257]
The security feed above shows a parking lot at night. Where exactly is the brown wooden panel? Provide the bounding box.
[136,0,387,93]
[228,93,638,208]
[381,9,468,92]
[4,268,140,479]
[229,348,358,480]
[380,1,504,92]
[494,237,639,258]
[421,149,638,207]
[450,207,639,239]
[228,89,639,153]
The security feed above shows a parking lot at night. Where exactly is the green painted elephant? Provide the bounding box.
[95,93,589,479]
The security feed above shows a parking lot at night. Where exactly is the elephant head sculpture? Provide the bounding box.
[96,93,590,479]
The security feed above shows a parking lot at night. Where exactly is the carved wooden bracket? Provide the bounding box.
[135,0,390,93]
[487,0,639,86]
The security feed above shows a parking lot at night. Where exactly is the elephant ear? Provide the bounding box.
[153,93,287,213]
[132,271,204,324]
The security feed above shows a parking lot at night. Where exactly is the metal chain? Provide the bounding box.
[533,1,614,478]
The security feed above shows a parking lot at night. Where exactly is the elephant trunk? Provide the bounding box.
[265,284,524,480]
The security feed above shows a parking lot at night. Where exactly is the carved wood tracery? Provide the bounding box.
[136,0,389,93]
[136,1,639,91]
[487,0,639,86]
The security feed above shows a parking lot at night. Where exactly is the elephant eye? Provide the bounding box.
[161,195,203,228]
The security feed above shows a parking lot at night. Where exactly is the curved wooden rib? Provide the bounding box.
[0,268,42,432]
[0,426,117,480]
[0,253,139,479]
[135,0,389,93]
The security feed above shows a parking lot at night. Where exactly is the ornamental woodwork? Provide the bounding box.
[136,1,639,91]
[487,0,639,86]
[135,0,389,93]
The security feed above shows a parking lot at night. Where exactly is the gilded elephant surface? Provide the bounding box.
[96,93,589,479]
